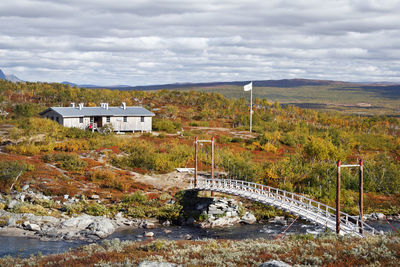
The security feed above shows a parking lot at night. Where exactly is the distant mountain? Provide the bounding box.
[0,69,23,82]
[81,78,353,91]
[0,69,6,80]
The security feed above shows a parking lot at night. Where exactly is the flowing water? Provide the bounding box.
[0,220,399,258]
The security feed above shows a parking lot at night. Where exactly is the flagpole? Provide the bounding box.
[250,84,252,133]
[243,81,253,133]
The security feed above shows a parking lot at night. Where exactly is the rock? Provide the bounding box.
[138,261,177,267]
[85,219,115,238]
[259,260,292,267]
[144,231,154,237]
[375,213,386,220]
[7,200,19,209]
[163,229,172,234]
[241,212,257,224]
[162,220,171,226]
[210,216,240,228]
[26,223,41,232]
[208,209,225,215]
[6,217,16,227]
[90,194,100,200]
[62,215,94,229]
[183,234,192,240]
[64,195,69,200]
[22,185,29,191]
[143,222,156,229]
[274,216,287,226]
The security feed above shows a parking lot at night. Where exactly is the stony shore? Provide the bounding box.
[0,188,399,243]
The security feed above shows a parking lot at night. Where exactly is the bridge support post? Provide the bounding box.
[359,159,363,234]
[211,136,214,197]
[194,137,198,188]
[336,160,341,235]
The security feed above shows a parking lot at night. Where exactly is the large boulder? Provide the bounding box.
[61,214,94,229]
[259,260,291,267]
[138,261,177,267]
[84,218,115,238]
[211,216,240,228]
[25,223,41,232]
[241,212,257,224]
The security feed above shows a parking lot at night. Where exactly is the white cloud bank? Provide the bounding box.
[1,0,400,85]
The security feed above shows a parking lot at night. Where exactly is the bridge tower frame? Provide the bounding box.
[194,137,215,190]
[336,159,364,235]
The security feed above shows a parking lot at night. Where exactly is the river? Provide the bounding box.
[1,220,399,258]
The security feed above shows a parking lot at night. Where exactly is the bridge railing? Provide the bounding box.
[190,177,377,235]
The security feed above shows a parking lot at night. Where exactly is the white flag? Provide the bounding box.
[244,82,252,91]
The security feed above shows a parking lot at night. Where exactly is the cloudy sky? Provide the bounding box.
[1,0,400,85]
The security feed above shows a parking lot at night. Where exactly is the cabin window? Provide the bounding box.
[123,116,127,122]
[106,116,110,122]
[79,117,83,123]
[141,116,144,122]
[56,117,59,123]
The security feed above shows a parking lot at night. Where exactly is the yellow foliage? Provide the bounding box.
[262,143,278,153]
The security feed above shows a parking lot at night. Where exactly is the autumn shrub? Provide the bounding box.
[42,153,87,171]
[65,127,95,139]
[12,103,44,118]
[188,121,209,127]
[303,136,340,161]
[5,143,41,155]
[84,202,109,216]
[217,135,232,144]
[280,132,297,147]
[126,206,146,218]
[61,203,85,215]
[11,203,48,216]
[54,140,90,152]
[156,203,182,222]
[122,191,147,204]
[0,161,33,190]
[153,118,181,133]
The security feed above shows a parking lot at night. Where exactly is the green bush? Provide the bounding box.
[0,161,33,190]
[84,203,109,216]
[153,118,181,133]
[42,153,87,171]
[156,203,182,222]
[122,191,148,204]
[11,203,48,216]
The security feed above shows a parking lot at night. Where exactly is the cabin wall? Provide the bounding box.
[41,110,63,125]
[104,116,152,132]
[41,111,153,132]
[63,117,86,129]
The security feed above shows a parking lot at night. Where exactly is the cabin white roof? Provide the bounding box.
[40,106,155,118]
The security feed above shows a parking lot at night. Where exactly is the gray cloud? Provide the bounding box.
[1,0,400,85]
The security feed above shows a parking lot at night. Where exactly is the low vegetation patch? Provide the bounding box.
[1,234,399,266]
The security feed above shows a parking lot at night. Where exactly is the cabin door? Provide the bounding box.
[94,116,103,127]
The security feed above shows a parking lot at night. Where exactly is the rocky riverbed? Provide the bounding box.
[1,187,399,243]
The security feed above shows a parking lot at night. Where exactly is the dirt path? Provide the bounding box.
[185,126,258,139]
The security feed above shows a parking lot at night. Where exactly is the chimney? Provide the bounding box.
[105,103,109,110]
[70,102,75,108]
[78,103,84,110]
[122,102,126,110]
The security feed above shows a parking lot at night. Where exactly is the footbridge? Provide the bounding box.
[189,177,379,237]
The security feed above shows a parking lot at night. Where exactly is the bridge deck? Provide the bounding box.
[189,178,378,237]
